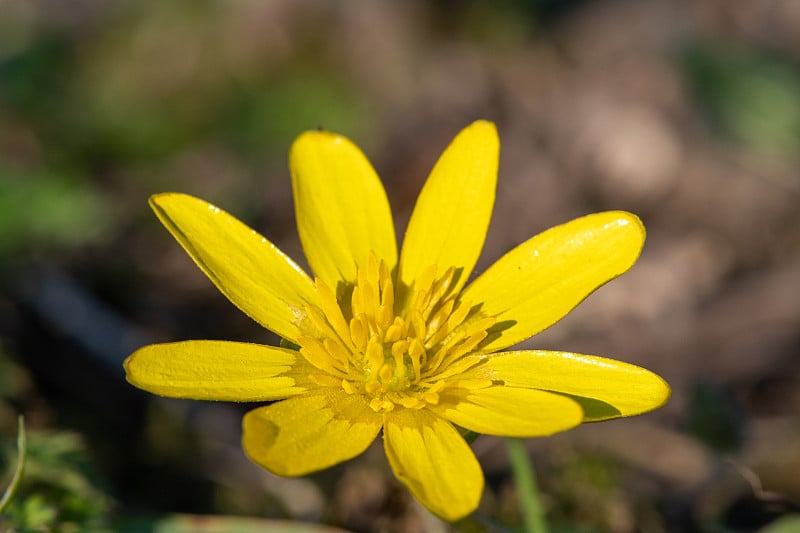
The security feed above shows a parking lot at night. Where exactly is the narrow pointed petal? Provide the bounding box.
[399,121,499,296]
[124,341,315,401]
[383,409,483,521]
[468,350,671,421]
[242,390,381,477]
[290,130,397,289]
[431,386,583,437]
[150,193,318,342]
[462,211,645,352]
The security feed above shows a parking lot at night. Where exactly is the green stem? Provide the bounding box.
[0,416,26,513]
[506,438,548,533]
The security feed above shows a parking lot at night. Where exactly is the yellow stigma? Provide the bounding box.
[297,253,496,412]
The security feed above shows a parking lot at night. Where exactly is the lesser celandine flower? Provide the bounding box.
[124,120,669,520]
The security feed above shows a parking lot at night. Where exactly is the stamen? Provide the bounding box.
[305,306,344,349]
[298,336,347,377]
[322,337,351,371]
[366,341,384,374]
[462,316,497,338]
[391,340,409,382]
[427,266,457,313]
[377,303,393,334]
[435,331,488,372]
[296,256,497,413]
[310,373,343,387]
[446,300,472,332]
[366,252,380,286]
[314,278,354,351]
[369,398,395,412]
[359,278,378,325]
[426,299,455,339]
[380,266,394,309]
[411,265,437,311]
[408,338,425,380]
[409,310,426,340]
[379,363,394,384]
[384,316,406,343]
[427,355,486,381]
[342,380,360,394]
[425,331,466,370]
[422,391,440,404]
[350,285,364,319]
[349,314,369,352]
[395,395,425,409]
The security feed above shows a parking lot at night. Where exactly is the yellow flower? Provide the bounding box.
[124,120,670,521]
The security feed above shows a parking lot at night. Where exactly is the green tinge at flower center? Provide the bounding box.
[297,254,496,412]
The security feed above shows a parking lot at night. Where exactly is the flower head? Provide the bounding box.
[124,120,670,520]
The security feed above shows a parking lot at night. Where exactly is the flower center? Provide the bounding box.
[297,254,496,412]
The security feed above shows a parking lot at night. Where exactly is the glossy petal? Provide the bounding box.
[462,211,645,352]
[399,121,499,297]
[124,341,314,401]
[383,408,483,521]
[290,130,397,289]
[469,350,671,421]
[431,385,583,437]
[242,390,382,477]
[150,193,318,342]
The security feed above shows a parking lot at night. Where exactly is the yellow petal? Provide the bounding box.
[432,385,583,437]
[462,211,645,352]
[124,341,314,401]
[383,409,483,521]
[471,350,671,421]
[242,390,381,476]
[398,121,499,298]
[150,193,318,342]
[289,130,397,289]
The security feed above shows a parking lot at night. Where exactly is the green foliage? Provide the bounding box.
[457,425,480,444]
[279,338,301,351]
[0,350,32,399]
[0,417,25,514]
[759,515,800,533]
[546,453,627,533]
[0,428,113,532]
[0,170,109,257]
[0,36,71,119]
[685,382,744,453]
[220,69,370,157]
[684,43,800,157]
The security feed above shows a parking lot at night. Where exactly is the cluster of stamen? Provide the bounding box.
[297,254,496,412]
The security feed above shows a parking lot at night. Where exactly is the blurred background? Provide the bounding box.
[1,0,799,531]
